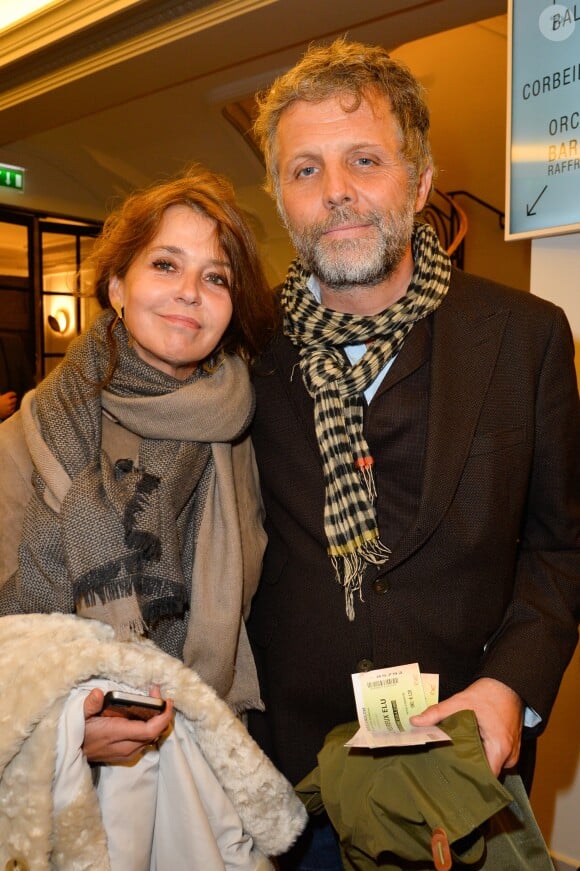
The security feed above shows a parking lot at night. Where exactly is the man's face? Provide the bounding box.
[276,90,431,291]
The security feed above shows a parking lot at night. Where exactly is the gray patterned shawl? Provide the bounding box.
[9,311,265,709]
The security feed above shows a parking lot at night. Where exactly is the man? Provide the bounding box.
[246,38,580,868]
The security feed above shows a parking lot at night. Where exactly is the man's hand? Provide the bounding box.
[410,677,523,776]
[0,391,17,420]
[82,685,174,764]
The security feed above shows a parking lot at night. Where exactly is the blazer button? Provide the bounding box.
[372,577,390,594]
[357,658,375,672]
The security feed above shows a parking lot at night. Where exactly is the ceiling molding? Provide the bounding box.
[0,0,275,108]
[1,0,146,64]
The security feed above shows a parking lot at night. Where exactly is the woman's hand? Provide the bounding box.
[0,391,17,419]
[82,685,174,764]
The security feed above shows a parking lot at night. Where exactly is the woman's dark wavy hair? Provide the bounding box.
[91,163,276,367]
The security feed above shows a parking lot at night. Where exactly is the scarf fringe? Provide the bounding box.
[332,538,392,622]
[358,462,377,501]
[76,575,132,607]
[113,616,148,641]
[74,565,187,614]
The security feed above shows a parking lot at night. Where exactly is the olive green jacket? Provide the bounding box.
[295,712,553,870]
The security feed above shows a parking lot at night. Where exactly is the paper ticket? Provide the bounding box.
[346,663,450,748]
[421,672,440,708]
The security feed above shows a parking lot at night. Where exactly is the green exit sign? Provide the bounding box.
[0,164,24,191]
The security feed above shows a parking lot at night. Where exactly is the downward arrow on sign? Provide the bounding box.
[526,185,547,217]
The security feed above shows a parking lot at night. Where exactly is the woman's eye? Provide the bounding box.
[206,272,230,288]
[152,259,175,272]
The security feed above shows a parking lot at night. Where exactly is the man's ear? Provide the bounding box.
[415,165,433,213]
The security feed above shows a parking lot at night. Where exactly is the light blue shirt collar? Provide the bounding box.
[306,273,395,403]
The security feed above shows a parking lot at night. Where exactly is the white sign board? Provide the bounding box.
[507,1,580,239]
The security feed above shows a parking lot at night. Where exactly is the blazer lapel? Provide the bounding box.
[388,277,511,570]
[268,333,323,465]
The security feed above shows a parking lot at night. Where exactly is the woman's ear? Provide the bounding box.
[108,276,124,319]
[415,165,433,213]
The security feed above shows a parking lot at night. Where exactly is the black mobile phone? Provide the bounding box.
[101,690,166,721]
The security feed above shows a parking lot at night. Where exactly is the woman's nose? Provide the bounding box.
[178,273,202,304]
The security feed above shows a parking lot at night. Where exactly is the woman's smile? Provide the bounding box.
[108,204,233,380]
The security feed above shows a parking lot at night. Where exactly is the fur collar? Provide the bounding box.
[0,613,306,868]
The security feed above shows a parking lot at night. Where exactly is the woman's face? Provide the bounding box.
[109,204,233,380]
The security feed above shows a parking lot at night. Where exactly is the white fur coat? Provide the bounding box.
[0,613,307,869]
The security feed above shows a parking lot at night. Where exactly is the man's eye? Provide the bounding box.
[297,166,316,178]
[354,157,374,166]
[152,259,175,272]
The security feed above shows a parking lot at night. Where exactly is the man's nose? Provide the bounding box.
[323,165,355,208]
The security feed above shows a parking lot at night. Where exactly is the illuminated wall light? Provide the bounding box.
[48,308,70,334]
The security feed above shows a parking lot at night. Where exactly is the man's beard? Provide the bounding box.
[283,199,415,290]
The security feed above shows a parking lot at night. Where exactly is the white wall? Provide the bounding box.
[529,234,580,869]
[530,234,580,382]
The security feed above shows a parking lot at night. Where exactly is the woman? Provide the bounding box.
[0,165,305,868]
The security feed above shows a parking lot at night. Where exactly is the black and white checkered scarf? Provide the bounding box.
[282,222,451,619]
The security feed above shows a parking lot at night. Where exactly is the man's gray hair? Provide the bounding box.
[253,37,433,200]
